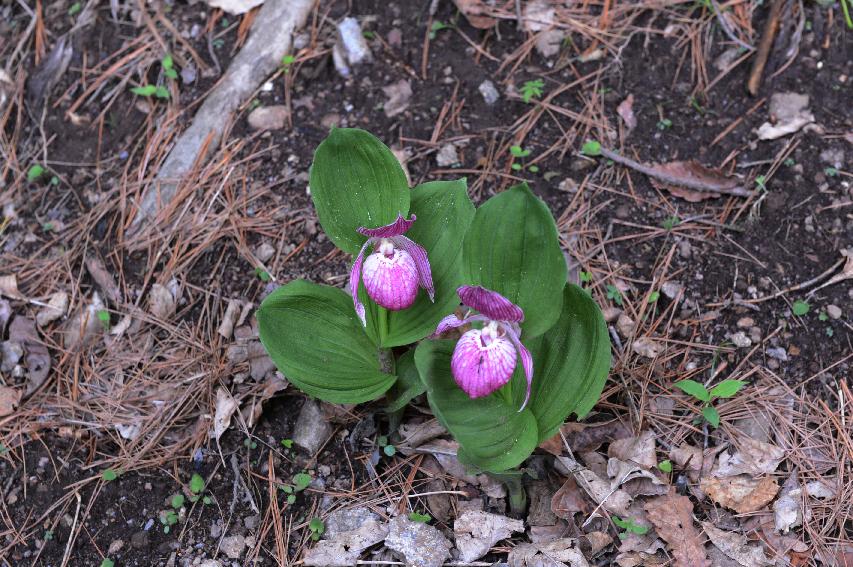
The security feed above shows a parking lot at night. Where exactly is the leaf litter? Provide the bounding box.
[644,490,709,567]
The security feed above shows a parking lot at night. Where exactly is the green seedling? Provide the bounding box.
[612,516,648,539]
[308,518,325,541]
[647,291,660,304]
[825,167,839,177]
[792,300,809,316]
[159,509,178,533]
[408,511,432,523]
[826,327,834,337]
[44,529,54,541]
[657,460,673,473]
[520,79,544,103]
[579,271,593,284]
[171,494,185,509]
[662,215,681,231]
[819,311,828,322]
[362,30,375,39]
[293,472,312,492]
[97,309,111,330]
[429,21,450,39]
[783,158,795,167]
[581,140,601,157]
[509,146,539,173]
[190,473,205,495]
[162,54,178,80]
[755,175,767,191]
[0,443,8,456]
[203,495,213,505]
[674,379,746,428]
[280,438,294,449]
[377,435,397,457]
[656,118,672,130]
[243,438,257,449]
[100,559,115,567]
[102,468,118,481]
[68,2,82,16]
[27,164,45,182]
[212,38,225,49]
[689,96,705,115]
[281,54,296,72]
[606,285,623,306]
[255,267,271,282]
[131,85,170,99]
[50,175,60,186]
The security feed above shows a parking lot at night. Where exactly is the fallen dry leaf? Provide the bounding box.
[63,292,105,350]
[649,161,744,202]
[85,255,121,304]
[714,437,785,477]
[564,419,632,453]
[773,473,803,533]
[451,0,498,29]
[9,316,51,397]
[303,507,389,567]
[382,79,412,118]
[508,539,591,567]
[217,299,242,339]
[669,443,703,474]
[701,476,780,514]
[454,511,524,562]
[212,387,239,442]
[617,95,637,131]
[0,385,21,416]
[702,522,772,567]
[0,275,24,299]
[756,92,814,141]
[36,291,68,327]
[539,431,565,456]
[608,430,657,469]
[0,299,11,331]
[551,477,590,518]
[579,531,612,558]
[385,515,452,567]
[615,532,667,567]
[571,460,632,517]
[631,337,663,358]
[148,283,176,320]
[644,490,709,567]
[804,479,837,499]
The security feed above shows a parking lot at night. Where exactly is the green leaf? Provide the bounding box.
[257,281,395,403]
[100,560,114,567]
[27,165,45,182]
[308,128,410,254]
[293,473,312,491]
[673,379,711,402]
[792,300,809,316]
[463,183,566,338]
[309,518,325,535]
[154,86,170,99]
[102,469,118,481]
[581,140,601,156]
[171,494,185,509]
[281,438,293,449]
[702,405,720,428]
[165,68,178,79]
[360,179,475,346]
[385,350,426,413]
[526,284,611,441]
[510,145,530,158]
[131,85,157,97]
[647,291,660,303]
[657,460,672,473]
[286,494,296,504]
[162,54,174,70]
[383,444,397,456]
[710,379,746,399]
[189,473,205,494]
[611,516,630,529]
[408,511,432,523]
[415,340,539,473]
[630,524,649,535]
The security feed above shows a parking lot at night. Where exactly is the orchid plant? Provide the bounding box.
[258,128,611,500]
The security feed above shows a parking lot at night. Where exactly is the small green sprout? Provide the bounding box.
[792,300,809,316]
[190,473,205,494]
[44,529,54,541]
[281,54,296,72]
[171,494,185,509]
[429,21,450,39]
[243,438,258,449]
[661,215,681,231]
[0,443,8,455]
[362,30,375,39]
[509,146,538,173]
[408,511,432,523]
[255,267,271,282]
[825,167,839,177]
[673,379,746,428]
[689,96,705,115]
[203,495,213,505]
[281,438,294,449]
[826,327,834,337]
[579,271,593,283]
[581,140,601,156]
[520,79,544,103]
[293,472,312,492]
[656,118,672,130]
[162,54,178,80]
[612,516,648,539]
[68,2,82,16]
[212,38,225,49]
[100,559,115,567]
[27,165,45,182]
[102,468,118,481]
[783,157,795,167]
[606,285,623,306]
[647,291,660,304]
[818,311,828,322]
[308,518,325,541]
[97,309,111,330]
[131,85,170,99]
[657,460,673,473]
[755,175,767,191]
[160,509,179,533]
[50,175,60,186]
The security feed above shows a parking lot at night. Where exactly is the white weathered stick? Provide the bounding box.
[128,0,315,235]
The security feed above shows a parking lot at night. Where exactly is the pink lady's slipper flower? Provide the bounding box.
[434,285,533,411]
[350,214,434,325]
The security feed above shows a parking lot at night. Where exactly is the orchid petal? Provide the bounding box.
[451,330,517,399]
[432,313,489,337]
[362,247,419,311]
[349,239,371,326]
[504,324,533,411]
[457,285,524,323]
[392,236,434,301]
[357,213,415,238]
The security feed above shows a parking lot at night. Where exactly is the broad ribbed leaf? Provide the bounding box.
[385,350,425,413]
[709,380,745,399]
[674,380,711,403]
[257,281,395,403]
[361,179,475,346]
[415,340,539,473]
[309,128,410,254]
[526,284,611,442]
[463,183,565,338]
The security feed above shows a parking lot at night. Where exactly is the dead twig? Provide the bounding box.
[747,0,784,95]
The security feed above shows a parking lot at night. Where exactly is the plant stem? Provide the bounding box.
[378,306,388,346]
[487,470,527,514]
[377,307,394,375]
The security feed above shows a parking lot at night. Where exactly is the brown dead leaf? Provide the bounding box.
[702,522,772,567]
[714,438,785,477]
[382,79,412,118]
[36,291,68,327]
[572,462,632,517]
[551,477,590,518]
[773,473,803,533]
[564,420,632,453]
[0,386,22,416]
[218,299,242,339]
[9,316,51,397]
[85,255,121,304]
[454,511,525,562]
[0,275,24,299]
[212,387,239,441]
[617,95,637,131]
[650,161,743,202]
[644,490,710,567]
[539,431,565,456]
[608,430,657,469]
[508,539,591,567]
[701,476,780,514]
[670,443,703,473]
[451,0,498,29]
[148,283,175,320]
[631,337,663,358]
[615,532,667,567]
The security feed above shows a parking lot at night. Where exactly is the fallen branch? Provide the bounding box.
[128,0,315,235]
[598,147,753,198]
[747,0,785,96]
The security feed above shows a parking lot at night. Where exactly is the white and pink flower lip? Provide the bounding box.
[350,214,434,325]
[433,285,533,411]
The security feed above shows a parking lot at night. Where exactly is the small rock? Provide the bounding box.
[198,561,224,567]
[107,539,124,555]
[558,178,578,193]
[385,515,452,567]
[602,307,622,323]
[219,534,246,560]
[632,337,663,358]
[244,514,261,530]
[435,144,459,167]
[767,347,788,361]
[293,399,332,454]
[661,281,683,300]
[130,530,148,549]
[736,317,754,328]
[819,148,845,169]
[0,341,23,372]
[248,106,288,131]
[333,17,372,77]
[749,326,762,343]
[534,30,565,58]
[478,80,500,105]
[616,313,635,337]
[826,305,842,320]
[387,28,403,48]
[255,242,275,263]
[678,240,693,258]
[730,331,752,348]
[148,284,176,320]
[382,79,412,118]
[320,113,341,129]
